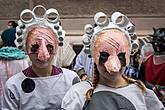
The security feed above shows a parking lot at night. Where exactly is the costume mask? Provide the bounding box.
[83,12,139,73]
[15,5,65,52]
[93,29,129,72]
[26,26,58,61]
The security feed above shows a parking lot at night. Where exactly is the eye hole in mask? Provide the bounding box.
[31,44,39,53]
[99,52,109,64]
[117,52,126,66]
[47,44,54,54]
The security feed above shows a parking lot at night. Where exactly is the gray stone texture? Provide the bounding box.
[0,0,165,40]
[0,0,165,19]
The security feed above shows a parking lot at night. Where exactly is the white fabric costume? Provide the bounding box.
[62,81,92,110]
[62,81,164,110]
[2,5,80,110]
[2,68,79,110]
[62,11,164,110]
[0,47,30,109]
[0,58,30,109]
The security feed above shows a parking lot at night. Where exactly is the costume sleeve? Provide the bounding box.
[73,48,86,72]
[2,83,19,110]
[145,89,165,110]
[61,81,92,110]
[61,85,84,110]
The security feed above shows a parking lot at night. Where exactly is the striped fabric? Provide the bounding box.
[74,48,94,78]
[53,40,76,67]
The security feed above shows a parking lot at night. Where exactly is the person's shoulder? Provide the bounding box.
[61,68,80,85]
[61,68,77,75]
[6,72,25,86]
[145,88,158,98]
[61,81,92,110]
[144,88,164,109]
[63,80,92,99]
[72,80,92,90]
[1,28,16,38]
[66,80,92,96]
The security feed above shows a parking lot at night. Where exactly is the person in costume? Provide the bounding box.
[61,12,164,110]
[0,28,17,48]
[73,24,98,81]
[0,28,30,109]
[73,47,94,81]
[2,5,80,110]
[139,27,165,105]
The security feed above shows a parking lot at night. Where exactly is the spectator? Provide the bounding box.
[0,24,29,109]
[0,28,16,48]
[139,27,165,105]
[73,48,94,80]
[7,21,18,28]
[73,24,97,81]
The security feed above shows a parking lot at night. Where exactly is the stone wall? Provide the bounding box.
[0,0,165,19]
[0,0,165,44]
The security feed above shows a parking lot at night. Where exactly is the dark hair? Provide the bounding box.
[7,21,18,28]
[1,28,16,47]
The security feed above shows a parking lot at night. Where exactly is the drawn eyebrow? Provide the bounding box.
[105,38,120,50]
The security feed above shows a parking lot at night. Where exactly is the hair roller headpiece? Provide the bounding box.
[82,12,139,56]
[15,5,65,50]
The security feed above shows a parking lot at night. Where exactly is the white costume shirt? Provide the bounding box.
[62,81,164,110]
[0,56,30,108]
[2,68,80,110]
[62,81,92,110]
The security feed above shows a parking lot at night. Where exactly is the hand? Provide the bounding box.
[81,74,88,81]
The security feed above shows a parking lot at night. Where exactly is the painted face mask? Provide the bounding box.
[26,26,58,62]
[92,29,130,73]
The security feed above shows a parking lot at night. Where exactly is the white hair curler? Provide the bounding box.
[82,11,139,56]
[15,5,65,50]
